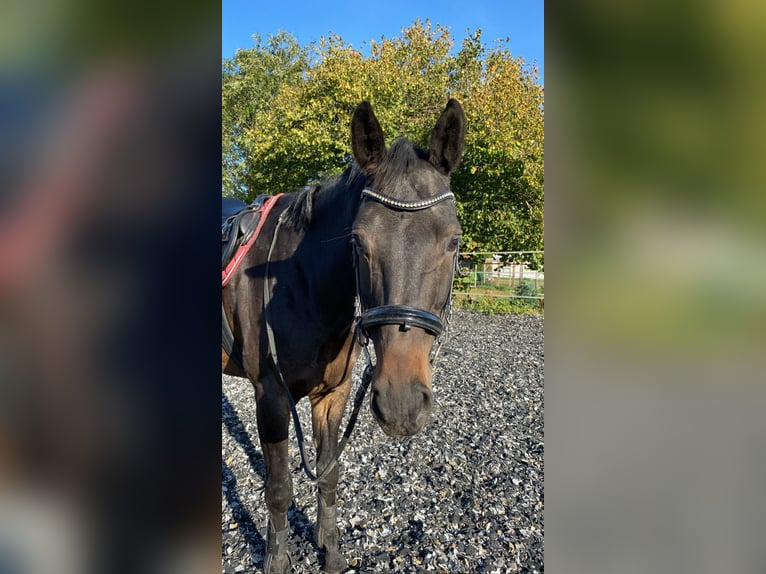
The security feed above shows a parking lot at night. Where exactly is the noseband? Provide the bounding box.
[355,187,458,361]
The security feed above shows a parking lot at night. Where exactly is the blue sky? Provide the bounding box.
[221,0,544,83]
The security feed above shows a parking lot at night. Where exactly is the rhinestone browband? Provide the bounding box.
[361,188,455,211]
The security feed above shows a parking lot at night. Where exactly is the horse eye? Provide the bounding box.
[352,235,369,257]
[447,236,461,252]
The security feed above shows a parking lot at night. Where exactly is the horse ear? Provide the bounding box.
[351,101,386,174]
[428,99,466,175]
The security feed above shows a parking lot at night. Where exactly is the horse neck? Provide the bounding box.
[298,176,363,323]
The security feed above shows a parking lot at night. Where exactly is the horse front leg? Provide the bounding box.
[311,379,352,574]
[256,381,294,574]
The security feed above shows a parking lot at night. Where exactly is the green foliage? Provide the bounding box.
[222,20,544,252]
[454,273,475,292]
[454,294,542,315]
[222,32,309,199]
[515,279,538,298]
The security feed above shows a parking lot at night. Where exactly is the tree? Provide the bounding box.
[222,31,308,199]
[222,20,544,253]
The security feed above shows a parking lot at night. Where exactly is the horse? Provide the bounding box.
[222,98,466,573]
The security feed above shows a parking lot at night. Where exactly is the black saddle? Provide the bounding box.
[222,197,247,222]
[221,194,272,270]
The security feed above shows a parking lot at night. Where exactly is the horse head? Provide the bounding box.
[351,99,466,437]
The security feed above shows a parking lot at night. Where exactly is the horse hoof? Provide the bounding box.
[321,550,346,574]
[263,551,291,574]
[317,524,345,573]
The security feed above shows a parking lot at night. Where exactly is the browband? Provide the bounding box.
[361,188,454,211]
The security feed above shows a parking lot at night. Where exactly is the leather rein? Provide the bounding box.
[262,186,458,482]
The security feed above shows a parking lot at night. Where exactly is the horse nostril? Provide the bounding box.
[411,383,431,407]
[370,390,385,422]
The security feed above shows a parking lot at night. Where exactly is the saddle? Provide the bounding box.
[222,193,283,367]
[221,194,272,271]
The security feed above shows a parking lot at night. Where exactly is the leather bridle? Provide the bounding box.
[354,187,459,365]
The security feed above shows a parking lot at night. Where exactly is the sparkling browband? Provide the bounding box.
[361,188,454,211]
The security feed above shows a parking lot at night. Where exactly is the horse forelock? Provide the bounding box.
[371,139,433,201]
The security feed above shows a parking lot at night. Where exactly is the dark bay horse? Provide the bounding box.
[222,99,466,573]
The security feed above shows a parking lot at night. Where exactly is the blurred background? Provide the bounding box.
[1,1,220,573]
[3,0,766,573]
[546,1,766,573]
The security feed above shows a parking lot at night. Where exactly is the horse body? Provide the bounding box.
[223,170,363,573]
[223,169,361,378]
[222,99,466,573]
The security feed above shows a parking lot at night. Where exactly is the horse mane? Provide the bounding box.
[281,138,428,232]
[282,163,366,231]
[282,184,318,231]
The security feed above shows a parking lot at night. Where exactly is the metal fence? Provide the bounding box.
[455,251,544,301]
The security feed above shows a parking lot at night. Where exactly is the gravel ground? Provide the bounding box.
[222,309,544,573]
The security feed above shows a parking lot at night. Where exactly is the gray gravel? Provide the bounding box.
[222,309,544,573]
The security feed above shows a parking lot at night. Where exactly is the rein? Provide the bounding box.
[263,207,373,483]
[262,185,457,482]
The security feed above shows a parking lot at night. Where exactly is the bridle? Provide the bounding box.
[354,187,459,366]
[261,184,459,482]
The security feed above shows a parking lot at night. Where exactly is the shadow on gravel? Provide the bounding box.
[222,460,264,553]
[222,393,266,478]
[222,391,320,567]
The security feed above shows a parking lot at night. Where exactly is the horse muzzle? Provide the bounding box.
[366,327,434,437]
[370,377,433,437]
[357,305,442,437]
